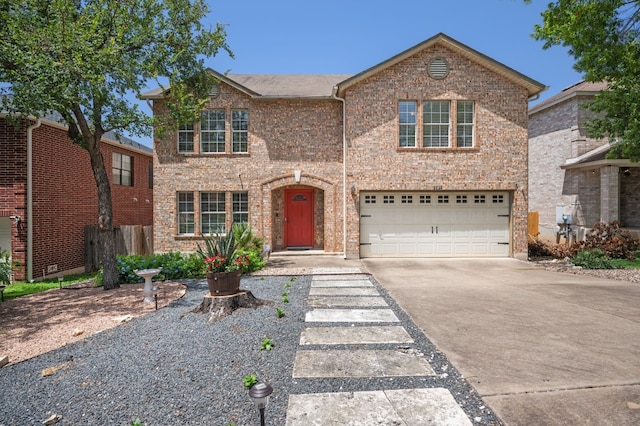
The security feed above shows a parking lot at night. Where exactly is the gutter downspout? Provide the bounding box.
[27,118,42,282]
[332,89,347,259]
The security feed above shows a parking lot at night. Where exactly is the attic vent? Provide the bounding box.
[209,84,220,98]
[428,58,449,79]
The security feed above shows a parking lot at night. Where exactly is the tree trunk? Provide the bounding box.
[87,139,119,290]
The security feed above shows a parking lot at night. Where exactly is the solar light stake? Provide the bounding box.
[248,382,273,426]
[58,275,63,289]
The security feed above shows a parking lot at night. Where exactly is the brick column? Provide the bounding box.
[600,166,619,223]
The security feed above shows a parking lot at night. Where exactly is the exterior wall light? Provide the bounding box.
[294,170,301,183]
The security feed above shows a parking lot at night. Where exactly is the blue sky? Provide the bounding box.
[133,0,582,146]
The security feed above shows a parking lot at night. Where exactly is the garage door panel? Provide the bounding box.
[360,192,510,258]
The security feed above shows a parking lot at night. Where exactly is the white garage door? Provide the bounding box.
[359,192,510,258]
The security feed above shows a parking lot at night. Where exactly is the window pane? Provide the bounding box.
[201,110,226,153]
[232,192,248,224]
[399,101,417,148]
[178,123,194,153]
[232,110,248,153]
[456,101,474,148]
[201,192,226,234]
[178,192,195,234]
[112,152,133,186]
[423,101,450,147]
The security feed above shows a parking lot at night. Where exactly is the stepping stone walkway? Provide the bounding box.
[286,271,473,425]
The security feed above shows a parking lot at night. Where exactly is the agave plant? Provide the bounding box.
[196,224,251,273]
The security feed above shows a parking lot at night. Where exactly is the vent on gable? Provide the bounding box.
[428,58,449,79]
[210,84,221,98]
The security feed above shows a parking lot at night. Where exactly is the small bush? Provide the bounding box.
[113,252,206,284]
[572,249,616,269]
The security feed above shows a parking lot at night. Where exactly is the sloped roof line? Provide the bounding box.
[333,33,546,98]
[529,81,608,115]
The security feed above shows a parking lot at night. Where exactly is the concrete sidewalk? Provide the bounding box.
[364,258,640,426]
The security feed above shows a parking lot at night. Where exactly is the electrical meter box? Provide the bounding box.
[555,205,572,225]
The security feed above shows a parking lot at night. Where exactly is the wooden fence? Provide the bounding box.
[528,211,539,242]
[85,225,153,271]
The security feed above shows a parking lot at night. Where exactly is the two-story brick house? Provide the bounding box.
[529,81,640,241]
[0,115,153,281]
[144,33,545,259]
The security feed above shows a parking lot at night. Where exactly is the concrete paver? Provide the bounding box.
[305,308,399,323]
[292,349,435,378]
[310,279,374,288]
[299,325,413,345]
[309,287,380,296]
[286,389,472,426]
[307,295,388,307]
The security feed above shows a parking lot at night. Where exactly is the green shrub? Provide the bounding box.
[113,252,206,284]
[571,249,616,269]
[0,248,11,285]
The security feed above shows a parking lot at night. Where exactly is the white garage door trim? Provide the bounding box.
[359,192,510,258]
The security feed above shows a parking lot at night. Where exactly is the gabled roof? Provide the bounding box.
[529,81,608,115]
[141,33,546,101]
[334,33,546,99]
[140,70,352,100]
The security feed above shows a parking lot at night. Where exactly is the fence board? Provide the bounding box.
[528,211,539,241]
[85,225,153,271]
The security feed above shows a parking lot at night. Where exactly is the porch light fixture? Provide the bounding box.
[8,215,20,225]
[294,170,301,183]
[248,382,273,426]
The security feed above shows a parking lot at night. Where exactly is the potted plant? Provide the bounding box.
[196,226,251,296]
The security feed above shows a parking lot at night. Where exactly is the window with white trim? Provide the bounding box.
[201,192,226,235]
[178,123,194,153]
[112,152,133,186]
[201,110,226,153]
[232,192,249,224]
[399,101,417,147]
[177,192,195,235]
[398,100,475,149]
[456,101,474,148]
[423,101,450,147]
[232,109,248,153]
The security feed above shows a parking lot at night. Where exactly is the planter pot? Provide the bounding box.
[206,271,241,296]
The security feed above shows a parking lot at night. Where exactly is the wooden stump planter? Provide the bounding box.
[206,270,241,296]
[192,290,272,323]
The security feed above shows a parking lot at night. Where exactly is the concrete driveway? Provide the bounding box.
[363,258,640,425]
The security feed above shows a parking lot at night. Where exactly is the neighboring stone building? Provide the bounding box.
[143,33,545,259]
[529,81,640,242]
[0,115,153,281]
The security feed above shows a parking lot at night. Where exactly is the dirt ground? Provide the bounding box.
[0,281,186,365]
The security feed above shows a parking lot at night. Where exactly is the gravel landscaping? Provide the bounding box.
[0,273,501,426]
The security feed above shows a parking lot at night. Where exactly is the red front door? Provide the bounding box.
[285,188,314,248]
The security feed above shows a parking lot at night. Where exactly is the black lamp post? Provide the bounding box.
[248,382,273,426]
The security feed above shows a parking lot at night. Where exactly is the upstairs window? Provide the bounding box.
[232,109,248,153]
[112,152,133,186]
[398,100,475,149]
[399,101,417,148]
[178,123,194,153]
[201,110,226,153]
[423,101,450,148]
[456,101,475,148]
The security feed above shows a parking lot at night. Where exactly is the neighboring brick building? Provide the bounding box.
[144,33,545,259]
[529,81,640,242]
[0,115,153,281]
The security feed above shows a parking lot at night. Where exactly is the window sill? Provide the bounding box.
[177,152,250,157]
[397,147,479,152]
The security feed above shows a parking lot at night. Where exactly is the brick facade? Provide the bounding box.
[0,117,153,281]
[528,82,640,240]
[148,34,542,259]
